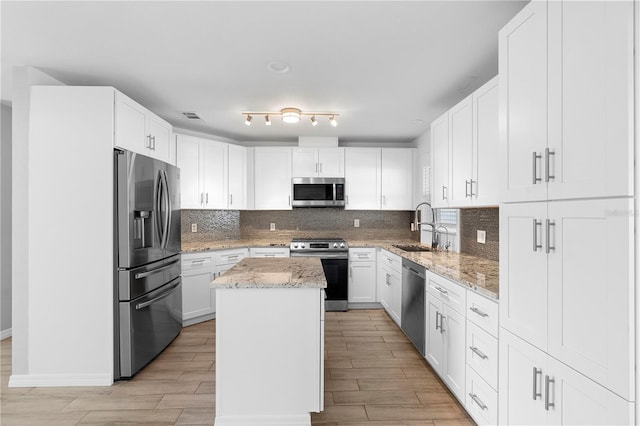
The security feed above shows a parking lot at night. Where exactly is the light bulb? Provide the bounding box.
[310,115,318,126]
[244,114,252,126]
[329,115,338,127]
[265,115,271,126]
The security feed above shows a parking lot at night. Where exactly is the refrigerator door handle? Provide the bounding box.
[155,170,165,247]
[161,170,171,249]
[134,258,180,279]
[135,278,180,310]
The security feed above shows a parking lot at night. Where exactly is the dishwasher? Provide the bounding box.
[401,258,426,356]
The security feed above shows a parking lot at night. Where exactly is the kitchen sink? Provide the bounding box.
[392,244,433,252]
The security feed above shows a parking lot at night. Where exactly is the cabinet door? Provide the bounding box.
[425,294,443,373]
[381,148,413,210]
[228,144,247,209]
[348,262,376,303]
[377,265,392,311]
[292,148,318,177]
[146,113,172,163]
[430,112,449,208]
[472,76,499,206]
[115,92,147,154]
[547,198,634,400]
[182,269,215,321]
[442,304,466,402]
[201,141,228,209]
[547,0,633,201]
[176,135,203,209]
[499,0,548,203]
[254,147,292,210]
[499,329,548,426]
[500,202,548,351]
[318,148,344,177]
[449,96,473,207]
[344,148,381,210]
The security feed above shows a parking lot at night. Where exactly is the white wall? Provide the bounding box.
[1,103,12,339]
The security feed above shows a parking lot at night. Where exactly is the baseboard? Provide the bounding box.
[8,373,113,387]
[214,414,311,425]
[0,328,12,340]
[182,312,215,327]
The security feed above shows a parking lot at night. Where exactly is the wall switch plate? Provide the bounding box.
[191,223,197,233]
[354,219,360,228]
[477,230,486,244]
[270,223,276,231]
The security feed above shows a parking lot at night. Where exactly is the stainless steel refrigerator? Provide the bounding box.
[114,149,182,380]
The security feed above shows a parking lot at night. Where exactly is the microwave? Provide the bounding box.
[292,177,345,207]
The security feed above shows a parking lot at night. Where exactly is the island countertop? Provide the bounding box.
[211,257,327,289]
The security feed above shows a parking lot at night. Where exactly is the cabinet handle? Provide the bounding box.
[544,148,555,182]
[545,219,556,254]
[532,152,542,184]
[288,195,291,206]
[435,311,441,331]
[435,286,448,296]
[229,194,233,206]
[206,193,209,205]
[465,180,470,198]
[545,375,555,410]
[151,135,156,150]
[532,367,542,400]
[315,163,318,173]
[440,314,445,333]
[469,346,488,360]
[468,393,488,411]
[200,193,204,205]
[385,273,391,286]
[532,219,542,252]
[442,185,448,200]
[319,163,323,173]
[470,179,476,197]
[469,306,489,318]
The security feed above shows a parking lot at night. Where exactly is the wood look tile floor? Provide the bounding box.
[0,309,474,425]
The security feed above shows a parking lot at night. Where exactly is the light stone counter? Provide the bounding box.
[211,257,327,289]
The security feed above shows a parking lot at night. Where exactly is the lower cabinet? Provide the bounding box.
[348,248,377,303]
[377,249,402,325]
[499,328,634,426]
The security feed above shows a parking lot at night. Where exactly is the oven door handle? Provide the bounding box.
[291,252,348,259]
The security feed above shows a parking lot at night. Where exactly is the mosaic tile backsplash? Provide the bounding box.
[460,207,499,262]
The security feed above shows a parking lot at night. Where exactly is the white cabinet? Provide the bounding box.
[500,0,634,203]
[381,148,413,210]
[448,95,473,206]
[228,144,247,209]
[181,252,216,325]
[115,92,173,163]
[292,148,344,177]
[471,77,500,206]
[344,148,381,210]
[214,248,249,277]
[348,248,376,303]
[249,247,290,258]
[431,112,450,208]
[254,147,292,210]
[500,198,635,400]
[499,329,634,426]
[377,249,402,325]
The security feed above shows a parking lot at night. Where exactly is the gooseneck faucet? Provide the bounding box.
[414,202,438,249]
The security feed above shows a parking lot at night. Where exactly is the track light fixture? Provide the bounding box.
[241,108,339,127]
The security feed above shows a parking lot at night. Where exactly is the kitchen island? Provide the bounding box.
[211,257,327,426]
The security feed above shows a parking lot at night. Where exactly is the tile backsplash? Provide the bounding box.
[460,207,499,261]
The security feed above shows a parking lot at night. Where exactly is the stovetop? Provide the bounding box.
[290,237,348,251]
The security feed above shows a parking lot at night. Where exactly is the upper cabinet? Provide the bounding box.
[254,147,292,210]
[381,148,413,210]
[500,0,634,203]
[292,147,344,178]
[175,134,247,210]
[115,92,173,164]
[431,76,499,208]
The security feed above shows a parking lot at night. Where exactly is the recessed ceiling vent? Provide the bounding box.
[181,112,201,120]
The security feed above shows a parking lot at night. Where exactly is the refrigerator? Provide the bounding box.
[114,149,182,380]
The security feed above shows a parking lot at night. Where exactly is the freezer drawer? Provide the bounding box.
[118,278,182,378]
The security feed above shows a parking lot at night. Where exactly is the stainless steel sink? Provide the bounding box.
[392,244,432,252]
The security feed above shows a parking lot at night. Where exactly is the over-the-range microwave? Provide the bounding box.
[291,177,345,207]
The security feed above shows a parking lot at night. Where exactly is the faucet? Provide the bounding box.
[436,224,451,252]
[414,202,438,249]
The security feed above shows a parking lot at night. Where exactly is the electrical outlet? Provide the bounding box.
[354,219,360,228]
[410,222,415,231]
[191,223,197,233]
[477,230,486,244]
[270,223,276,231]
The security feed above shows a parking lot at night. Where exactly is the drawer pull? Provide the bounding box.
[469,306,489,318]
[469,346,488,360]
[468,393,488,411]
[191,259,206,264]
[435,286,448,295]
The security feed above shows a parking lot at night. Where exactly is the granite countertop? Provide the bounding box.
[189,238,498,299]
[211,257,327,289]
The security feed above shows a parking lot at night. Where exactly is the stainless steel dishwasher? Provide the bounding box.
[401,258,426,356]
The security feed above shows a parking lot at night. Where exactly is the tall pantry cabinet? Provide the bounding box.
[498,1,635,424]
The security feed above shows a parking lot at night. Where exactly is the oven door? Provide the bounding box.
[292,251,348,311]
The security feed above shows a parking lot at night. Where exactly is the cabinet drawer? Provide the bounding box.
[378,249,402,273]
[249,247,290,258]
[466,321,498,390]
[466,291,498,337]
[465,366,498,426]
[349,248,376,262]
[181,254,214,271]
[214,249,248,266]
[427,272,466,315]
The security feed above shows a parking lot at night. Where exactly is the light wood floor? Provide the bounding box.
[1,309,474,425]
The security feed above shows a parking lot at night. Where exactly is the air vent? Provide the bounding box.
[181,112,201,120]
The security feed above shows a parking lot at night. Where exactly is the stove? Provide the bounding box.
[290,238,349,311]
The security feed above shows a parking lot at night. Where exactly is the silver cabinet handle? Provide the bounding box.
[468,393,488,411]
[442,185,448,200]
[533,367,542,400]
[533,219,542,252]
[440,314,445,333]
[532,152,542,184]
[470,179,476,197]
[545,148,555,182]
[319,163,323,173]
[545,219,556,254]
[469,306,489,318]
[469,346,488,360]
[151,135,156,150]
[545,375,555,410]
[205,193,209,205]
[435,311,441,331]
[435,286,448,296]
[288,195,291,206]
[229,194,233,206]
[191,259,206,264]
[146,134,153,149]
[315,163,318,173]
[385,273,391,286]
[465,180,470,198]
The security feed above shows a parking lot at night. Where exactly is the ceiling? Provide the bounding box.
[1,1,527,144]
